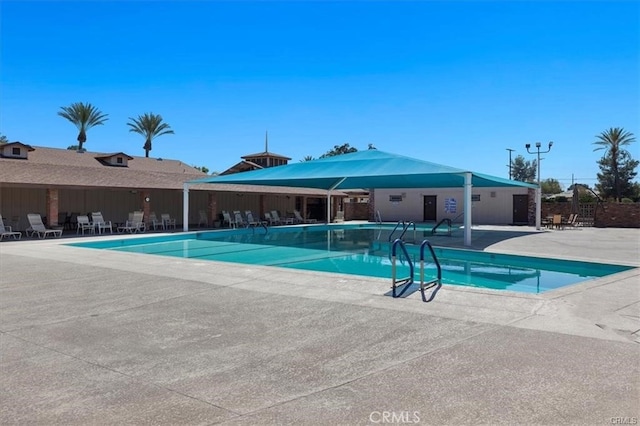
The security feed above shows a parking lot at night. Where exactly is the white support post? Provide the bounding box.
[183,183,189,232]
[464,172,472,247]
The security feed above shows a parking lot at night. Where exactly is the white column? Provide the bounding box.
[183,183,190,232]
[464,172,472,247]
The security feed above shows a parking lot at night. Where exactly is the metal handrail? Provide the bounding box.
[375,210,382,225]
[431,218,452,236]
[388,220,405,242]
[391,238,414,298]
[398,221,416,242]
[418,240,442,302]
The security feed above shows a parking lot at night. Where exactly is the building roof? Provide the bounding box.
[241,151,291,160]
[0,145,340,196]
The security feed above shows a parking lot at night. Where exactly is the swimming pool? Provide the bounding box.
[69,224,633,294]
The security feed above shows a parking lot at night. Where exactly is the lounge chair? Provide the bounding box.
[76,215,95,235]
[198,210,208,228]
[92,211,113,234]
[26,213,63,239]
[117,211,145,233]
[0,214,22,240]
[265,211,279,226]
[245,211,266,227]
[233,211,248,228]
[222,211,236,228]
[271,210,293,225]
[161,213,176,230]
[333,210,345,223]
[293,210,317,224]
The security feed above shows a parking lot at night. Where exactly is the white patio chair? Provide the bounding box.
[76,215,95,235]
[91,211,113,234]
[0,214,22,240]
[161,213,176,230]
[27,213,63,239]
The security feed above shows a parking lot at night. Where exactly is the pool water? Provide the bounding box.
[70,226,633,294]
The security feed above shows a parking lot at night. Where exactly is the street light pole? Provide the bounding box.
[525,141,553,230]
[506,148,515,179]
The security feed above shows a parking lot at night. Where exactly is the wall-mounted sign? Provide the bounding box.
[445,198,457,213]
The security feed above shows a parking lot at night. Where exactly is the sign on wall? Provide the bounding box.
[445,198,457,213]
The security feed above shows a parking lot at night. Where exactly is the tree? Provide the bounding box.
[194,166,209,174]
[0,133,8,144]
[319,143,357,158]
[541,178,563,194]
[511,155,537,182]
[127,113,174,158]
[300,155,315,162]
[593,127,637,201]
[67,145,80,150]
[595,150,639,201]
[58,102,109,151]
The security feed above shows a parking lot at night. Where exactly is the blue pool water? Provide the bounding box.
[69,225,633,294]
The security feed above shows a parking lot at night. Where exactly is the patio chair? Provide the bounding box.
[233,211,248,228]
[552,214,564,230]
[198,210,208,228]
[293,210,317,224]
[265,211,279,226]
[0,214,22,240]
[221,211,236,228]
[92,211,113,234]
[271,210,293,225]
[26,213,63,239]
[245,211,266,227]
[161,213,176,230]
[117,211,145,234]
[76,215,95,235]
[148,212,164,231]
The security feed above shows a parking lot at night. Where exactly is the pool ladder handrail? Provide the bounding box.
[418,240,442,302]
[388,220,416,243]
[390,239,442,302]
[375,210,382,225]
[431,218,452,236]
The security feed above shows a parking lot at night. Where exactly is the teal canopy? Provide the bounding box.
[189,150,536,190]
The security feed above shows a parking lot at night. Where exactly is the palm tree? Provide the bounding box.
[593,127,636,201]
[127,113,174,158]
[58,102,109,151]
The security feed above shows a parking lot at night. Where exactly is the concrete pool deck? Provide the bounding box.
[1,225,638,425]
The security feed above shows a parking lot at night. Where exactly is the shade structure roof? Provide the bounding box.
[189,150,537,190]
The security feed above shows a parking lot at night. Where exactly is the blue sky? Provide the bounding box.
[1,1,638,187]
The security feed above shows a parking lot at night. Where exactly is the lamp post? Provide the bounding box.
[506,148,515,179]
[525,141,553,230]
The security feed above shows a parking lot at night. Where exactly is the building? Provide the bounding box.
[0,142,343,231]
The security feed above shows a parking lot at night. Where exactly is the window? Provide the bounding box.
[389,195,403,203]
[12,147,20,155]
[116,157,123,164]
[472,194,481,202]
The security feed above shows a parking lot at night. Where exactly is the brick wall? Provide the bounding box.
[542,202,640,228]
[345,202,369,221]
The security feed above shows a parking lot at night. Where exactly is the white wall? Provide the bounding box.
[374,187,530,225]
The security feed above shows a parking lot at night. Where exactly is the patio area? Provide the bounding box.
[1,226,638,425]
